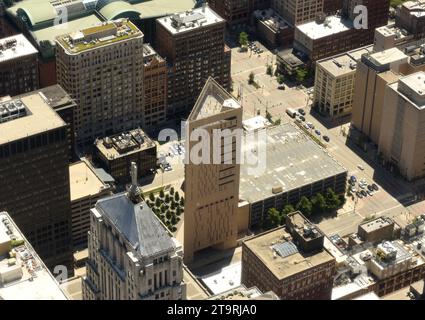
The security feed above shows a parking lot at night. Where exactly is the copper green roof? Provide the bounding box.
[98,1,142,20]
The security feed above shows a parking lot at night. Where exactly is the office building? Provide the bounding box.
[69,160,112,248]
[314,52,358,121]
[0,93,73,273]
[373,25,414,52]
[0,211,69,300]
[143,44,167,127]
[82,168,186,300]
[56,19,145,145]
[378,72,425,181]
[396,0,425,40]
[294,0,389,62]
[239,123,347,227]
[242,212,336,299]
[0,34,38,97]
[156,5,231,116]
[4,0,197,86]
[93,128,157,183]
[184,77,242,263]
[351,48,408,144]
[208,0,270,28]
[271,0,324,26]
[16,85,77,161]
[357,217,399,244]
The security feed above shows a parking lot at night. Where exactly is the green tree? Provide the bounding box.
[165,194,171,203]
[159,189,165,198]
[239,31,248,47]
[175,192,180,202]
[265,110,273,123]
[171,215,178,226]
[296,67,308,84]
[325,188,341,210]
[311,193,327,214]
[276,74,285,84]
[170,187,175,195]
[248,72,255,85]
[176,207,182,216]
[166,211,172,220]
[160,205,166,214]
[171,201,177,210]
[266,65,273,76]
[155,197,161,208]
[149,193,155,202]
[296,196,312,216]
[274,118,281,126]
[180,197,185,206]
[264,208,281,229]
[282,205,295,220]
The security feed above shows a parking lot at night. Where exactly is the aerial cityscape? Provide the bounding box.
[1,0,425,304]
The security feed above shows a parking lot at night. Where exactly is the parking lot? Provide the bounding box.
[230,41,309,121]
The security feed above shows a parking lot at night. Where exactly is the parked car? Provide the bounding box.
[323,135,330,142]
[315,129,321,135]
[298,108,306,116]
[350,186,357,193]
[350,175,357,184]
[278,85,285,90]
[299,115,306,121]
[358,164,365,170]
[356,191,363,199]
[372,183,379,191]
[361,190,367,197]
[307,122,314,129]
[367,185,374,192]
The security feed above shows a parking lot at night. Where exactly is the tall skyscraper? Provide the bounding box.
[184,77,242,263]
[83,164,186,300]
[0,93,73,273]
[56,19,145,145]
[0,34,39,97]
[156,4,231,116]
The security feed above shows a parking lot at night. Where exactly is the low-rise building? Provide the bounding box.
[253,8,294,48]
[0,211,69,300]
[69,160,112,248]
[242,212,336,299]
[396,0,425,40]
[357,217,400,244]
[208,284,279,300]
[239,123,347,227]
[94,128,157,183]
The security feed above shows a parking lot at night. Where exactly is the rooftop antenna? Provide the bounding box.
[128,162,142,203]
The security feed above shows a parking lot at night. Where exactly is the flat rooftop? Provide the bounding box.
[201,262,241,295]
[368,47,408,66]
[69,161,108,202]
[0,93,66,146]
[56,19,142,54]
[402,0,425,17]
[244,227,335,280]
[317,53,357,77]
[157,5,224,35]
[183,267,210,300]
[296,16,352,40]
[359,217,394,233]
[208,285,279,300]
[389,71,425,109]
[0,34,38,63]
[95,128,156,160]
[240,124,347,204]
[32,15,103,45]
[0,212,68,300]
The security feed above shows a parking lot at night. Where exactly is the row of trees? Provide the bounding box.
[146,187,185,232]
[260,188,345,230]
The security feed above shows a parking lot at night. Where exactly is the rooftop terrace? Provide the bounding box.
[56,19,142,54]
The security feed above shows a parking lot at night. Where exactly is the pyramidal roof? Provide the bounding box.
[96,193,175,258]
[188,77,241,121]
